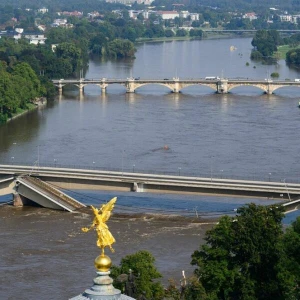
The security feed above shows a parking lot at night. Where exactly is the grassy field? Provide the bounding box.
[276,44,300,59]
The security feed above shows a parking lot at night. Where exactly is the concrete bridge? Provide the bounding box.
[1,165,300,213]
[1,164,300,199]
[0,174,85,211]
[52,78,300,95]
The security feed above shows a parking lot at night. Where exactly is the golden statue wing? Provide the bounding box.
[100,197,117,222]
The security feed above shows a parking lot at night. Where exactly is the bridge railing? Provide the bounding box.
[2,160,300,184]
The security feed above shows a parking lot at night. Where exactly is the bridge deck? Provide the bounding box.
[16,176,85,211]
[1,165,300,200]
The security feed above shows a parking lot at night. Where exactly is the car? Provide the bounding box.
[163,78,169,80]
[135,77,140,80]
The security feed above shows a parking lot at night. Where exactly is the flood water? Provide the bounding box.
[1,38,300,182]
[1,37,300,299]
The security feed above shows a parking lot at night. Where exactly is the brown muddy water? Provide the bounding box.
[0,205,215,299]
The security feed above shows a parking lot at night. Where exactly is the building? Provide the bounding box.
[190,13,200,21]
[37,8,48,14]
[243,12,258,21]
[279,14,292,22]
[51,19,68,27]
[156,11,179,20]
[179,11,189,18]
[24,34,46,45]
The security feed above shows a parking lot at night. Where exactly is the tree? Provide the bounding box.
[251,30,281,58]
[286,48,300,66]
[191,204,298,299]
[282,217,300,298]
[107,39,136,58]
[176,29,188,37]
[111,250,164,300]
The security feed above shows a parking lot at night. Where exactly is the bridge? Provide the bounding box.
[0,172,85,212]
[0,164,300,214]
[52,78,300,95]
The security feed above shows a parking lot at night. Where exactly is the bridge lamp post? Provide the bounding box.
[283,179,291,201]
[210,156,214,182]
[133,164,135,173]
[178,167,181,176]
[121,150,125,175]
[54,159,57,167]
[11,156,14,165]
[220,169,223,179]
[268,172,272,182]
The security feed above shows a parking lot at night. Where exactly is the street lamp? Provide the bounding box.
[121,150,125,175]
[210,156,214,182]
[220,169,223,179]
[11,157,14,164]
[54,159,57,167]
[132,164,135,173]
[178,167,181,176]
[283,179,291,201]
[268,172,272,182]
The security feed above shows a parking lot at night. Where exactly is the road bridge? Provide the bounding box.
[0,173,86,211]
[1,165,300,213]
[1,164,300,200]
[52,78,300,95]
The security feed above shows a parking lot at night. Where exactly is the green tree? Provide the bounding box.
[176,29,188,37]
[191,204,298,299]
[286,48,300,65]
[283,217,300,298]
[251,30,281,58]
[112,250,164,299]
[107,39,136,58]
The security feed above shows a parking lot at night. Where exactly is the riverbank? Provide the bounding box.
[135,31,254,44]
[3,98,47,124]
[0,205,216,299]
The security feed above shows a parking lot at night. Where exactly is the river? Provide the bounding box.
[1,37,300,299]
[1,38,300,182]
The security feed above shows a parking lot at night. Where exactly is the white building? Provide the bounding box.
[52,19,68,27]
[189,13,200,21]
[179,11,189,18]
[279,15,292,22]
[24,34,46,45]
[128,10,140,19]
[156,11,179,20]
[37,8,48,14]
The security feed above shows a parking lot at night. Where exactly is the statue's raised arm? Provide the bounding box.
[82,197,117,255]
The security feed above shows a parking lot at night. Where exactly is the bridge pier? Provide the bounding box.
[132,182,144,192]
[79,83,84,93]
[13,192,30,207]
[172,77,180,93]
[126,79,136,93]
[217,79,228,94]
[58,84,63,95]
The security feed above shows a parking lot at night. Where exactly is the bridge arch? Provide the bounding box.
[271,85,300,94]
[227,83,268,94]
[178,83,218,93]
[129,82,174,93]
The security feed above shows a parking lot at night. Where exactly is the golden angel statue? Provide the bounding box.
[82,197,117,255]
